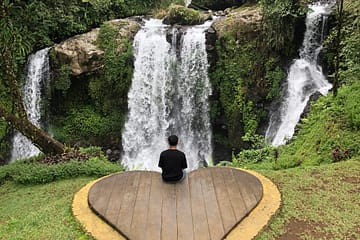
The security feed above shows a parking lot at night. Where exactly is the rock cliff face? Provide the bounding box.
[206,7,264,163]
[206,7,262,63]
[52,8,261,77]
[53,19,140,76]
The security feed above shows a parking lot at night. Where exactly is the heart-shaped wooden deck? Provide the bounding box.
[88,167,263,240]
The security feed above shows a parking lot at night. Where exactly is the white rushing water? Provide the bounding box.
[10,48,50,161]
[265,2,334,146]
[185,0,192,7]
[121,19,213,171]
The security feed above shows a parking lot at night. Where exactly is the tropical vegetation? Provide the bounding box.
[0,0,359,239]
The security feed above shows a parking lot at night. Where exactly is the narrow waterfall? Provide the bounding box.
[185,0,192,7]
[121,19,213,171]
[10,48,50,161]
[265,2,334,146]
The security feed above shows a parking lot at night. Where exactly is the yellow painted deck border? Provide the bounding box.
[72,177,126,240]
[225,169,281,240]
[72,169,281,240]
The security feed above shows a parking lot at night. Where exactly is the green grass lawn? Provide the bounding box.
[257,159,360,240]
[0,160,359,240]
[0,177,95,240]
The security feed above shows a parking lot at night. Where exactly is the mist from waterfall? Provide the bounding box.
[121,19,213,171]
[10,48,50,161]
[265,1,335,146]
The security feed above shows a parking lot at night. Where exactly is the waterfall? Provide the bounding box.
[121,19,213,171]
[265,1,335,146]
[185,0,192,7]
[10,48,50,161]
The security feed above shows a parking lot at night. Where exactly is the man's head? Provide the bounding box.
[168,135,178,146]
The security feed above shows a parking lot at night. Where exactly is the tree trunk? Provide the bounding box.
[0,106,65,155]
[333,0,344,97]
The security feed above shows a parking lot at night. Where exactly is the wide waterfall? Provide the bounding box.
[10,48,50,161]
[265,1,334,146]
[121,19,213,171]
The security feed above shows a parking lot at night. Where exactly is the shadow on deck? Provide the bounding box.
[87,167,263,240]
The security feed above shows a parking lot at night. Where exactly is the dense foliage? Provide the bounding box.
[209,2,303,158]
[324,0,360,86]
[0,147,123,184]
[226,81,360,170]
[259,0,306,55]
[0,0,180,161]
[0,78,11,162]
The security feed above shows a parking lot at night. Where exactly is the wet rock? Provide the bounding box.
[105,149,122,162]
[205,26,217,51]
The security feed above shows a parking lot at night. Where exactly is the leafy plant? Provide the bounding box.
[54,64,71,94]
[0,149,123,185]
[259,0,305,55]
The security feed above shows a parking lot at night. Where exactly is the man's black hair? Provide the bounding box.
[168,135,178,146]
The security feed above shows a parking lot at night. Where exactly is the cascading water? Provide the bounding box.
[185,0,192,7]
[121,19,213,171]
[10,48,50,161]
[265,1,334,146]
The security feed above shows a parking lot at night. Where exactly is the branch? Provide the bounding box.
[0,105,65,155]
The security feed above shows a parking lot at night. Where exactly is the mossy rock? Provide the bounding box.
[212,7,262,39]
[163,4,207,25]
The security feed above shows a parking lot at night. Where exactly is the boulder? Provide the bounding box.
[212,7,262,39]
[53,19,140,76]
[163,4,210,26]
[54,28,103,76]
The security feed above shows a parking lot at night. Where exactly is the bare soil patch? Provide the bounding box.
[279,218,333,240]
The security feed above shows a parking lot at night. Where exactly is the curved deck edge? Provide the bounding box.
[72,168,281,240]
[225,168,281,240]
[72,177,126,240]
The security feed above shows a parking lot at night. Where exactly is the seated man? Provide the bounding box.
[158,135,188,182]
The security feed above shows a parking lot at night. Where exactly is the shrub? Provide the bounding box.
[233,146,274,166]
[0,149,123,185]
[342,82,360,130]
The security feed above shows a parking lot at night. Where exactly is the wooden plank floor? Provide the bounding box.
[88,167,263,240]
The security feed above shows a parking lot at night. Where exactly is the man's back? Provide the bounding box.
[158,149,187,182]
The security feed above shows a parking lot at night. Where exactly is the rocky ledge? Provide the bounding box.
[212,7,262,38]
[53,18,140,76]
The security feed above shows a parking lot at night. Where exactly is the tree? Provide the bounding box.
[333,0,344,97]
[0,1,64,156]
